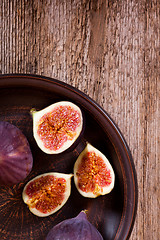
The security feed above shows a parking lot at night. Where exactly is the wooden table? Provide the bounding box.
[0,0,159,239]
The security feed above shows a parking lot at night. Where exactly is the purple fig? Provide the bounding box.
[0,121,33,186]
[46,211,104,240]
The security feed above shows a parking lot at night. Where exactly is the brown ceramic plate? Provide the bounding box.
[0,74,137,240]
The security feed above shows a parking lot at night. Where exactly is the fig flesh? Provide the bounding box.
[74,143,115,198]
[22,172,73,217]
[46,210,104,240]
[31,101,83,154]
[0,121,33,186]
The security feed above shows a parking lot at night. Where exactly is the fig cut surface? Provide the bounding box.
[22,172,73,217]
[74,143,115,198]
[31,101,83,154]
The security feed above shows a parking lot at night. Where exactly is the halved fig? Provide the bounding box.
[74,143,115,198]
[31,101,83,154]
[0,121,33,186]
[22,172,73,217]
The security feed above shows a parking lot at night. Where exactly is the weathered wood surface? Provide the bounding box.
[0,0,159,239]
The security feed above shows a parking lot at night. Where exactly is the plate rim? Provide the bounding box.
[0,73,138,240]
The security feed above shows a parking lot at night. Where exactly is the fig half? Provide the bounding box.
[46,210,104,240]
[22,172,73,217]
[74,143,115,198]
[0,121,33,186]
[31,101,83,154]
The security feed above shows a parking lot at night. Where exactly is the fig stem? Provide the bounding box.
[82,209,88,215]
[30,108,37,116]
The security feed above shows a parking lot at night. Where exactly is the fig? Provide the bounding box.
[46,210,104,240]
[0,121,33,186]
[22,172,73,217]
[74,143,115,198]
[31,101,83,154]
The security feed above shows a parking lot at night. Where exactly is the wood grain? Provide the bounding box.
[0,0,159,239]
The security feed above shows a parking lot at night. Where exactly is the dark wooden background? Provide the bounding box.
[0,0,159,239]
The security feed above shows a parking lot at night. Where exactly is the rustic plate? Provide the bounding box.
[0,74,137,240]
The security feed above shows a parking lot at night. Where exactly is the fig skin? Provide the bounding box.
[31,101,83,154]
[74,143,115,198]
[0,121,33,186]
[46,211,104,240]
[22,172,73,217]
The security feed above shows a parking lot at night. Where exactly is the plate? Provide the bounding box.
[0,74,138,240]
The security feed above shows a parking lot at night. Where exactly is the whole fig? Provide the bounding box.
[0,121,33,186]
[46,211,104,240]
